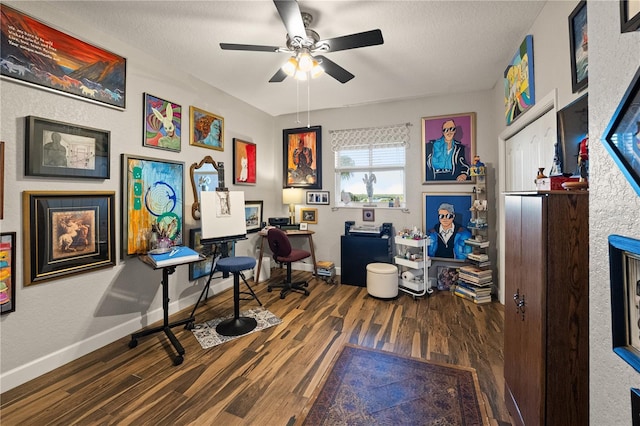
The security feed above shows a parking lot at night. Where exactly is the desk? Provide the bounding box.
[256,229,317,282]
[129,254,203,366]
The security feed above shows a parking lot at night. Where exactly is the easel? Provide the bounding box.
[186,188,261,330]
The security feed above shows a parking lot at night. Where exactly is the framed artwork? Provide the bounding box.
[25,116,110,179]
[244,200,263,233]
[0,4,126,109]
[0,232,16,314]
[283,126,322,189]
[504,34,535,125]
[22,191,116,285]
[189,106,224,151]
[143,93,182,152]
[569,0,588,93]
[233,138,256,185]
[422,192,473,260]
[121,154,184,256]
[621,0,640,33]
[306,190,330,205]
[632,388,640,426]
[299,222,308,231]
[608,234,640,373]
[189,156,221,220]
[0,141,4,219]
[300,208,318,224]
[362,208,375,222]
[603,66,640,197]
[437,266,459,291]
[188,228,234,281]
[422,112,476,183]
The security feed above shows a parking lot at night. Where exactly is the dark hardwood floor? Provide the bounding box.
[1,270,512,425]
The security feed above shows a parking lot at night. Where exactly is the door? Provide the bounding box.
[504,194,546,425]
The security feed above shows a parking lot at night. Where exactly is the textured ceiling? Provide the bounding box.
[47,0,546,116]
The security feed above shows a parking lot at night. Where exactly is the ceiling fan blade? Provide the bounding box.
[269,68,288,83]
[315,55,354,83]
[274,0,306,40]
[319,29,384,53]
[220,43,280,52]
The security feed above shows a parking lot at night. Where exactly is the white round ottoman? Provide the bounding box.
[366,263,398,298]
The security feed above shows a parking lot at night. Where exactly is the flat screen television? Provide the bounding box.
[556,93,588,176]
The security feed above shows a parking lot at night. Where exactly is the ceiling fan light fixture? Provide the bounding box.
[282,56,298,77]
[294,69,308,81]
[296,50,314,72]
[310,61,324,79]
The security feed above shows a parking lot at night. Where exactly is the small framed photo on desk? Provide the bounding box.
[299,222,308,231]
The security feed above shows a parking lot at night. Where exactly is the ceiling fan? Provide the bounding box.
[219,0,384,84]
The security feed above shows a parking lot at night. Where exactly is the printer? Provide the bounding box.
[344,221,392,238]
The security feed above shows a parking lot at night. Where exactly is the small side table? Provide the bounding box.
[129,254,203,365]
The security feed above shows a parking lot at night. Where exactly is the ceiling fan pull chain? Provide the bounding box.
[295,78,301,124]
[307,77,311,128]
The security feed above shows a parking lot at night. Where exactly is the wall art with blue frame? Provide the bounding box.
[609,234,640,373]
[603,66,640,197]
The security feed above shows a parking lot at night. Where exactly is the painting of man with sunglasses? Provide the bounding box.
[424,119,471,182]
[426,202,471,259]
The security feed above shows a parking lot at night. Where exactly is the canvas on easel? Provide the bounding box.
[200,191,246,241]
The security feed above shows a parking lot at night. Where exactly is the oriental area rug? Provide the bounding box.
[191,307,281,349]
[299,344,488,426]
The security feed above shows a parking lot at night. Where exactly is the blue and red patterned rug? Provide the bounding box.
[300,344,487,425]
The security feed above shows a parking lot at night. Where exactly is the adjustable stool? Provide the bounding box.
[215,256,261,336]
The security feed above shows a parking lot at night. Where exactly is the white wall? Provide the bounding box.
[0,1,279,391]
[275,91,499,288]
[588,1,640,424]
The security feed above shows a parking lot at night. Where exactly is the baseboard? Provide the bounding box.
[0,276,234,393]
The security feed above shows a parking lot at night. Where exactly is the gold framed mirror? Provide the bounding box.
[190,156,221,220]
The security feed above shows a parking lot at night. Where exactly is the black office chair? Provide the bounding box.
[267,228,310,299]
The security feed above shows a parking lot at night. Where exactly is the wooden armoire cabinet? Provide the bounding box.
[504,192,589,426]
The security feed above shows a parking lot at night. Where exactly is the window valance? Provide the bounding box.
[329,123,411,151]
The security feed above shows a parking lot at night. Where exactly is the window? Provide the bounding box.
[331,124,409,208]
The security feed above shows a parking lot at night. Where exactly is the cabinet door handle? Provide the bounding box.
[513,289,526,320]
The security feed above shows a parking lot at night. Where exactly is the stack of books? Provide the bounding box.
[458,265,493,286]
[454,281,492,304]
[466,252,490,267]
[148,246,202,268]
[316,261,336,282]
[464,238,490,248]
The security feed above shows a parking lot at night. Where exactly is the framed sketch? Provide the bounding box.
[569,0,588,93]
[0,142,4,219]
[603,66,640,197]
[121,154,184,256]
[422,192,473,261]
[621,0,640,33]
[244,200,263,233]
[300,208,318,224]
[233,138,256,185]
[608,234,640,373]
[283,126,322,189]
[0,4,126,110]
[189,106,224,151]
[422,112,476,183]
[188,227,234,281]
[362,208,375,222]
[22,191,116,285]
[25,116,110,179]
[143,93,181,152]
[0,232,16,314]
[504,35,535,125]
[306,191,330,205]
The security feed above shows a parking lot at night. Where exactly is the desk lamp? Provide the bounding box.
[282,188,303,224]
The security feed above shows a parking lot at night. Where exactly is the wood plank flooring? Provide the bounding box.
[1,270,512,425]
